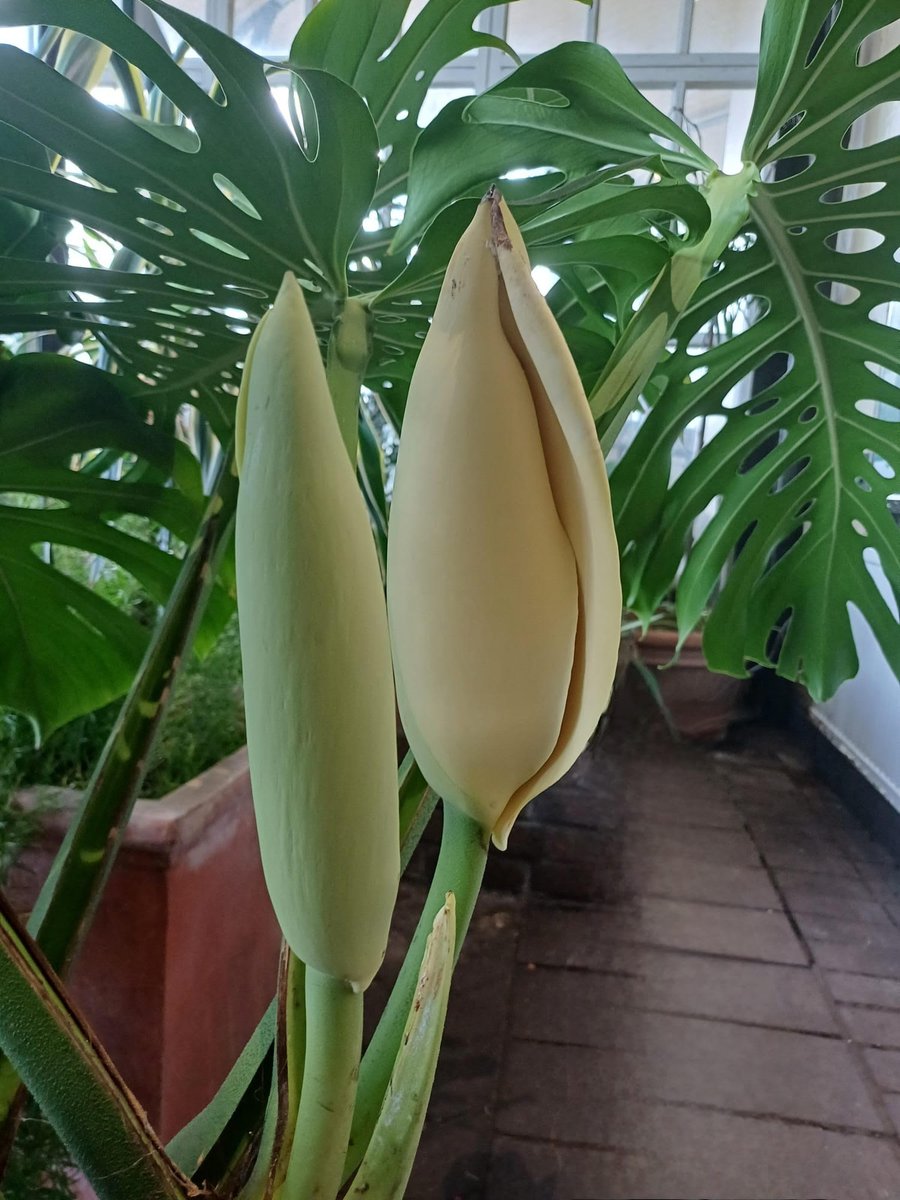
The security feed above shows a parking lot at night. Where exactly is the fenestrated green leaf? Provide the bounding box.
[291,0,531,210]
[398,41,714,241]
[0,0,379,414]
[0,353,210,737]
[612,0,900,701]
[0,894,198,1200]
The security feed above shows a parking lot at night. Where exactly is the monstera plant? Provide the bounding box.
[0,0,897,1197]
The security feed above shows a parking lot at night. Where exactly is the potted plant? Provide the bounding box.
[0,0,895,1196]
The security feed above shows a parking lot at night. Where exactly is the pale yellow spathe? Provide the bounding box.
[387,195,621,849]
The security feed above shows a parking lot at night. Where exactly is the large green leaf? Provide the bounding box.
[0,0,379,417]
[612,0,900,700]
[398,41,714,240]
[363,35,714,421]
[0,352,209,737]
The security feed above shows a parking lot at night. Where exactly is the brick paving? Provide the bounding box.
[397,718,900,1199]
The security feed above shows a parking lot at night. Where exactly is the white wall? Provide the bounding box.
[813,549,900,813]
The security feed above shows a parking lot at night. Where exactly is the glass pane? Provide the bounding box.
[417,87,474,128]
[597,0,682,55]
[151,0,207,52]
[234,0,307,53]
[641,89,674,120]
[507,0,589,56]
[682,88,755,173]
[689,0,766,53]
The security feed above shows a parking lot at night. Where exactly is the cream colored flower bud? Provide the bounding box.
[236,272,399,991]
[387,193,621,850]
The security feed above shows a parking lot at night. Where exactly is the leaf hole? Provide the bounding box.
[165,282,216,296]
[843,103,900,148]
[767,155,815,183]
[857,18,900,66]
[865,449,895,479]
[136,217,174,237]
[856,398,900,421]
[738,429,787,474]
[769,457,811,494]
[799,406,817,424]
[135,188,187,212]
[728,230,758,252]
[869,302,898,327]
[852,518,869,537]
[224,284,269,298]
[815,280,860,304]
[767,112,807,148]
[820,180,886,204]
[137,339,178,359]
[865,361,900,390]
[213,174,262,220]
[188,228,250,260]
[159,254,186,267]
[825,228,885,253]
[806,0,842,66]
[855,474,873,493]
[795,498,815,518]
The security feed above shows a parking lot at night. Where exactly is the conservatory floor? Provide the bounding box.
[392,712,900,1199]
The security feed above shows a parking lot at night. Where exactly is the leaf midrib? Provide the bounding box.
[751,188,843,627]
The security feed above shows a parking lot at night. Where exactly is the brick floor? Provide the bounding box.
[405,721,900,1198]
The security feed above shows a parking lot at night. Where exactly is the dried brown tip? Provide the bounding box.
[484,185,512,251]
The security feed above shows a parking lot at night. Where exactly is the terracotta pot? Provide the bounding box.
[634,627,749,741]
[8,747,282,1142]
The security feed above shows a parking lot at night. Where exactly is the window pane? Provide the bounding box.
[507,0,588,56]
[597,0,681,55]
[417,87,474,128]
[689,0,766,53]
[151,0,207,52]
[682,88,754,173]
[641,89,674,120]
[234,0,307,53]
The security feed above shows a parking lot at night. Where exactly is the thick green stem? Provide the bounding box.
[326,297,371,460]
[28,452,238,973]
[281,969,363,1200]
[344,802,488,1181]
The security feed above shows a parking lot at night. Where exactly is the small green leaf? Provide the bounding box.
[347,894,455,1200]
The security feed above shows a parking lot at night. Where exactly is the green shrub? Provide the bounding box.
[0,614,245,800]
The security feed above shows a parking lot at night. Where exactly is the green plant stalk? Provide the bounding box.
[0,894,194,1200]
[344,802,488,1181]
[27,453,238,973]
[326,297,371,460]
[281,969,364,1200]
[590,164,759,448]
[173,756,436,1192]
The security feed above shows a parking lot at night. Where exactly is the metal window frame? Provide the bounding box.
[128,1,761,100]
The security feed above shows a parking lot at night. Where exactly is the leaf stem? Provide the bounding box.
[281,969,364,1200]
[344,802,488,1181]
[326,297,371,459]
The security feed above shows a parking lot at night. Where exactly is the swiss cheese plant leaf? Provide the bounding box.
[0,353,213,739]
[398,41,714,241]
[291,0,541,210]
[0,0,379,418]
[365,40,713,422]
[612,0,900,700]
